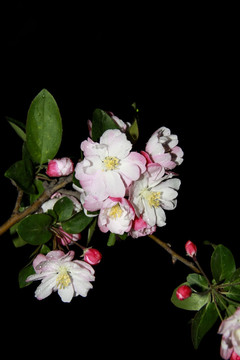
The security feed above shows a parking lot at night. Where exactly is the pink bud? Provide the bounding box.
[231,352,240,360]
[185,240,197,258]
[176,285,192,300]
[56,227,81,246]
[84,248,102,265]
[46,157,74,177]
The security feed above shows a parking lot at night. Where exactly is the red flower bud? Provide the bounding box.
[84,248,102,265]
[176,285,192,300]
[46,157,74,177]
[231,352,240,360]
[185,240,197,258]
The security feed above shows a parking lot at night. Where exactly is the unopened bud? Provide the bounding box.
[46,157,74,177]
[84,248,102,265]
[185,240,197,258]
[176,285,192,300]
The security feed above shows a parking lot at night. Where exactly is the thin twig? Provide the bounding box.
[0,174,73,237]
[148,234,201,274]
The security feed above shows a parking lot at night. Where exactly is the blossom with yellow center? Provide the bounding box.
[103,156,120,171]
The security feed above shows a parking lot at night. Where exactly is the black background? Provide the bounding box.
[0,3,238,359]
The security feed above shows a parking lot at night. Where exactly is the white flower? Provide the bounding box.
[26,250,95,302]
[129,163,181,227]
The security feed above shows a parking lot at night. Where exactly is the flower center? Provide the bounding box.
[109,204,123,219]
[141,189,161,208]
[103,156,120,171]
[56,266,71,289]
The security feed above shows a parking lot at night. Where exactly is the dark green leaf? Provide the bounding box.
[53,197,74,222]
[26,89,62,164]
[29,179,45,204]
[4,160,36,194]
[17,214,53,245]
[61,211,93,234]
[187,273,209,291]
[224,268,240,301]
[12,236,27,248]
[87,217,97,245]
[191,302,219,349]
[18,265,35,288]
[211,244,236,283]
[171,282,210,311]
[91,109,119,141]
[6,116,26,141]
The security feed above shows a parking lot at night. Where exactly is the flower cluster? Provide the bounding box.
[74,122,183,238]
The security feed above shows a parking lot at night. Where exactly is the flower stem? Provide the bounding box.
[148,234,201,274]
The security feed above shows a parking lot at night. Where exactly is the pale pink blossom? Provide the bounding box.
[46,157,74,177]
[129,215,156,238]
[129,163,181,227]
[218,308,240,359]
[98,197,135,235]
[145,127,183,169]
[75,129,146,202]
[27,250,95,302]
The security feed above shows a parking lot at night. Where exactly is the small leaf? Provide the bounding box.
[17,214,53,245]
[211,244,236,283]
[6,116,26,141]
[126,118,139,144]
[91,109,119,142]
[26,89,62,164]
[224,268,240,301]
[18,265,35,288]
[107,232,117,246]
[87,217,97,245]
[191,302,219,349]
[171,282,210,311]
[61,211,93,234]
[12,236,27,248]
[53,197,74,222]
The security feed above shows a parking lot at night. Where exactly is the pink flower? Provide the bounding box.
[176,285,192,300]
[145,126,183,169]
[218,308,240,359]
[84,248,102,265]
[75,129,146,202]
[185,240,197,258]
[27,250,95,302]
[46,157,74,177]
[129,215,156,238]
[98,197,135,235]
[129,163,180,227]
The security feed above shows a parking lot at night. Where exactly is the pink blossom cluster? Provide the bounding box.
[74,118,183,238]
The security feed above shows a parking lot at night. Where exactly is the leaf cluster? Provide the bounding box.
[171,244,240,349]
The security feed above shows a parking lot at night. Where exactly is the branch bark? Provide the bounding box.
[0,174,73,237]
[148,234,201,274]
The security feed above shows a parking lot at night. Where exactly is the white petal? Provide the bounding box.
[58,285,74,303]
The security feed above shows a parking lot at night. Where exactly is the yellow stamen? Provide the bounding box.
[141,189,161,208]
[109,204,123,219]
[103,156,120,171]
[56,267,71,289]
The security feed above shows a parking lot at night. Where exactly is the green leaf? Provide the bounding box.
[91,109,120,142]
[6,116,26,141]
[53,197,74,222]
[191,302,219,349]
[224,268,240,301]
[171,282,210,311]
[26,89,62,164]
[187,273,209,291]
[4,160,36,194]
[61,211,93,234]
[17,214,53,245]
[29,179,45,204]
[107,232,117,246]
[18,265,35,288]
[12,236,27,248]
[87,217,97,245]
[211,244,236,283]
[126,118,139,144]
